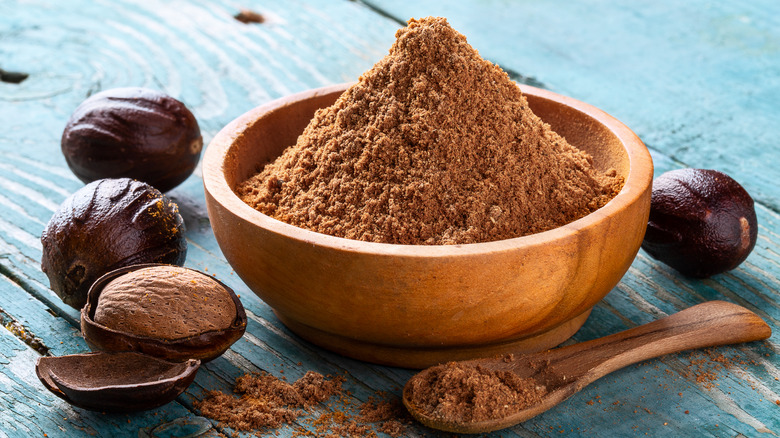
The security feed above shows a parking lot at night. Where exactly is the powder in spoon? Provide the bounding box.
[405,361,547,423]
[237,17,623,245]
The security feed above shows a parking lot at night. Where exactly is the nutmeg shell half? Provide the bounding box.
[61,87,203,192]
[36,352,200,412]
[81,264,247,362]
[641,168,758,278]
[41,178,187,309]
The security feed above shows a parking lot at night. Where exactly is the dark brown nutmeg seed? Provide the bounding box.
[41,178,187,309]
[641,168,757,278]
[61,87,202,192]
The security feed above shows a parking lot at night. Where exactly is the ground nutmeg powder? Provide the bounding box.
[405,361,547,423]
[195,371,344,432]
[196,371,412,436]
[238,17,623,244]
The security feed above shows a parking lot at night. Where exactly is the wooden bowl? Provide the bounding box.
[203,83,653,368]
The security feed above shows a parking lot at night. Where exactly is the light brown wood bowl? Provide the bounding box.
[203,83,653,368]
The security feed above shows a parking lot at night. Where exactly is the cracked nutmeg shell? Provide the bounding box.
[641,168,757,278]
[41,178,187,309]
[36,352,200,412]
[61,87,203,192]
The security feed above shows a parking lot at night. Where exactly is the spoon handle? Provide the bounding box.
[541,300,771,382]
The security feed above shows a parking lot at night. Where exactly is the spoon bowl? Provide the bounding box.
[403,301,771,434]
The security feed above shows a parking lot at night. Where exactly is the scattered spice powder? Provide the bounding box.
[197,371,411,437]
[293,392,412,437]
[308,411,374,437]
[195,371,344,432]
[681,348,756,390]
[237,17,623,245]
[359,396,409,437]
[405,361,547,423]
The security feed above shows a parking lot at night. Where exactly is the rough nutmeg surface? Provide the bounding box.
[641,168,757,278]
[94,265,236,340]
[41,178,187,309]
[61,87,202,192]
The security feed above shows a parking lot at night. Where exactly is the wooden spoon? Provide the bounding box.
[402,300,771,434]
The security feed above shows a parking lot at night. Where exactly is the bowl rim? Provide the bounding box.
[203,82,653,257]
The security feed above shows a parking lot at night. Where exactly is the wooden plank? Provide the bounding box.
[0,0,398,143]
[1,0,778,437]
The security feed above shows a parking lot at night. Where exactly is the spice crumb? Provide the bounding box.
[681,347,760,390]
[234,8,265,24]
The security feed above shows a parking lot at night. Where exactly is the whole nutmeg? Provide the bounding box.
[641,169,757,278]
[81,264,247,362]
[94,265,237,341]
[61,87,202,192]
[41,178,187,309]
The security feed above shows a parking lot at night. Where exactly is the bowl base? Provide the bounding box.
[273,308,592,369]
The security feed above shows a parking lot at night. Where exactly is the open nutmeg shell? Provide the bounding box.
[36,352,200,412]
[81,263,248,362]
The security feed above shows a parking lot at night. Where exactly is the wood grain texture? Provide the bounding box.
[0,0,778,437]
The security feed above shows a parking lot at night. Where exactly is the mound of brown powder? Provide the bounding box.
[238,17,622,245]
[405,361,547,423]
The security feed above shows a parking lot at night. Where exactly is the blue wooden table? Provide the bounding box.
[1,1,779,436]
